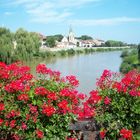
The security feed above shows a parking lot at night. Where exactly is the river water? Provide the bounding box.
[26,51,122,94]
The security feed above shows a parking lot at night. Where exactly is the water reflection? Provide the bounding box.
[25,51,122,94]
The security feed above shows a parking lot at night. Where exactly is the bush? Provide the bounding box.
[0,62,87,140]
[85,70,140,139]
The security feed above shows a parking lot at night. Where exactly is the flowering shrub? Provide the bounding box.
[0,62,140,140]
[85,70,140,139]
[0,62,87,140]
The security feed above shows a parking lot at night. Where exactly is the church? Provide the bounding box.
[56,27,77,48]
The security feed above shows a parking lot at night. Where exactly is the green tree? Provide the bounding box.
[77,35,93,40]
[0,27,15,64]
[105,40,124,47]
[54,34,63,42]
[14,28,40,60]
[46,37,56,48]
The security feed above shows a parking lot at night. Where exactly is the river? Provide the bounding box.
[25,51,122,94]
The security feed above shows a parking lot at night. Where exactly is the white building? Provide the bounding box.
[56,27,77,48]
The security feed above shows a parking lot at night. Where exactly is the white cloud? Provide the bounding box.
[69,17,140,26]
[3,0,100,24]
[4,12,13,16]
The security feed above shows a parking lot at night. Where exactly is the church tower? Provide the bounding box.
[68,26,75,43]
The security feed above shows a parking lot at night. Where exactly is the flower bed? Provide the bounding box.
[85,70,140,139]
[0,62,140,140]
[0,62,89,140]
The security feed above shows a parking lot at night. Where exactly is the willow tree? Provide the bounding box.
[14,28,41,61]
[0,27,15,64]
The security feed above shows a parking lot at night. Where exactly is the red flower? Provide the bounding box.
[18,93,29,101]
[47,92,58,100]
[88,90,102,104]
[58,100,68,109]
[104,97,111,105]
[129,90,137,96]
[42,105,55,116]
[0,103,5,111]
[11,134,20,140]
[10,120,16,128]
[66,75,79,87]
[100,130,106,139]
[120,128,132,140]
[21,122,27,130]
[36,129,44,139]
[35,87,49,96]
[29,104,38,114]
[0,118,4,126]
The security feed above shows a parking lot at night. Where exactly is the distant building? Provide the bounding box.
[56,27,105,48]
[56,27,77,48]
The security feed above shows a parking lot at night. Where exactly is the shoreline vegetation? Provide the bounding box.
[38,46,131,59]
[0,27,134,65]
[120,47,140,74]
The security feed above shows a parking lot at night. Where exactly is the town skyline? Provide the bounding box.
[1,0,140,44]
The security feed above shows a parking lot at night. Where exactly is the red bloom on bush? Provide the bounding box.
[66,75,79,87]
[29,104,38,114]
[104,97,111,105]
[21,122,27,130]
[0,103,5,111]
[35,87,49,96]
[129,89,137,96]
[10,120,16,128]
[0,118,4,126]
[42,105,56,116]
[5,80,24,93]
[88,90,102,104]
[18,93,29,102]
[120,128,132,140]
[100,130,106,139]
[36,129,44,139]
[47,92,58,100]
[58,100,68,109]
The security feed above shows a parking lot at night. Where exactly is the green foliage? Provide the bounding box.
[120,50,129,57]
[0,27,15,64]
[45,36,56,48]
[105,40,125,47]
[0,27,41,63]
[120,49,140,73]
[77,35,93,40]
[92,70,140,139]
[14,28,40,60]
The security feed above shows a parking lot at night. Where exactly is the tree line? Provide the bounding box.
[0,27,40,64]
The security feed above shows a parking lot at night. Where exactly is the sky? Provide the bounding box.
[0,0,140,43]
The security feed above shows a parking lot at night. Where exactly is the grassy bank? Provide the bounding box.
[120,49,140,73]
[38,47,130,59]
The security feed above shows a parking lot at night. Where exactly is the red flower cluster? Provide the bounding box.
[104,96,111,105]
[17,93,29,102]
[100,130,106,139]
[35,86,49,96]
[42,104,56,116]
[66,75,79,87]
[120,129,132,140]
[0,103,5,111]
[36,129,44,139]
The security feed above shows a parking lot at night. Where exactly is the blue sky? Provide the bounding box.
[0,0,140,43]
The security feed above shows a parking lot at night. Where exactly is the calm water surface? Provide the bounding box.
[26,51,122,94]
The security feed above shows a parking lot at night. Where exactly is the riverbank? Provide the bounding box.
[38,46,130,58]
[120,49,140,73]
